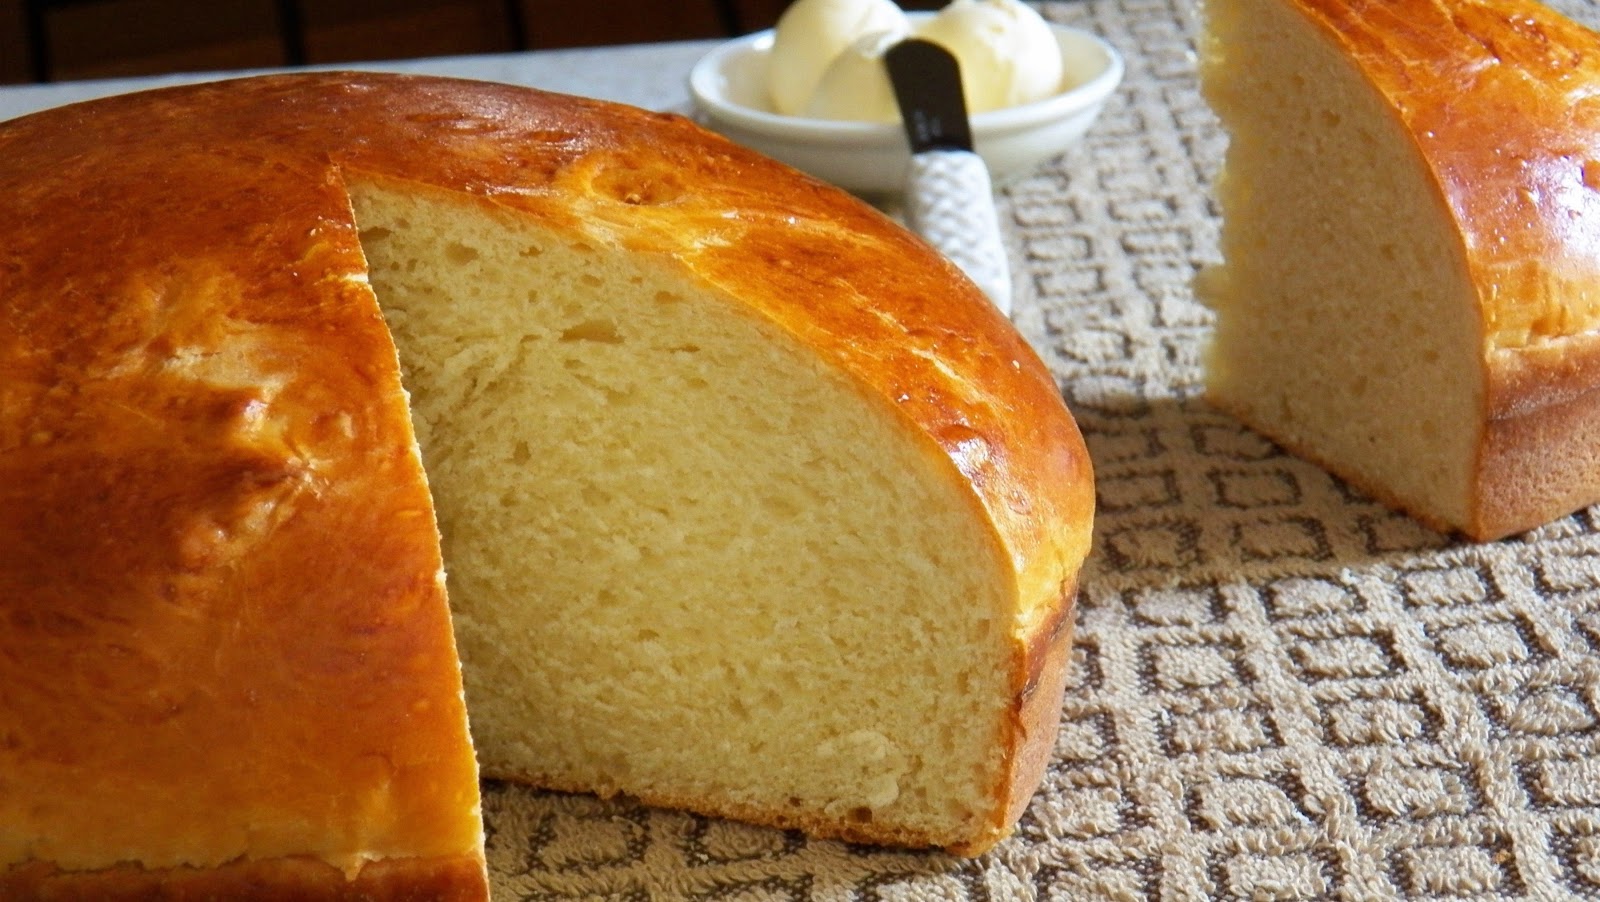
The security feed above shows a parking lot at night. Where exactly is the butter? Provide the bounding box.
[803,28,910,122]
[915,0,1064,114]
[768,0,909,116]
[766,0,1065,122]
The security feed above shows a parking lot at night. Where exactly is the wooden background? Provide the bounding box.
[0,0,947,85]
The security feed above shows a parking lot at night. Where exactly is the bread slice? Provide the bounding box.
[0,73,1094,896]
[1198,0,1600,540]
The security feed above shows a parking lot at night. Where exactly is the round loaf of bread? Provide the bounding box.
[0,73,1093,897]
[1200,0,1600,539]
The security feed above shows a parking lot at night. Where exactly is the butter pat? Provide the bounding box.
[915,0,1063,114]
[803,29,909,122]
[768,0,910,115]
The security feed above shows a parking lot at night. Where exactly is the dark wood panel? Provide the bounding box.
[7,0,969,85]
[44,0,285,81]
[517,0,725,48]
[727,0,787,32]
[0,0,28,83]
[729,0,946,33]
[302,0,512,64]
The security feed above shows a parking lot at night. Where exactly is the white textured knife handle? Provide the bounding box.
[904,149,1013,316]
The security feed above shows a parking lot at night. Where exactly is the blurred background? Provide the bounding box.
[0,0,947,84]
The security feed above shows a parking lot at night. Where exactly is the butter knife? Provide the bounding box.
[885,38,1013,316]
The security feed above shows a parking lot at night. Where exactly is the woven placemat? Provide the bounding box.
[484,1,1600,897]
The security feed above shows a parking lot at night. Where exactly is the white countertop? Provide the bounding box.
[0,40,719,122]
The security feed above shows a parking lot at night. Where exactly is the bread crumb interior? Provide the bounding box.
[346,180,1014,845]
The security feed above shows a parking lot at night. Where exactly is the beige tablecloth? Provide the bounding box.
[479,0,1600,899]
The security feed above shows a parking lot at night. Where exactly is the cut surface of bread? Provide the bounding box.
[0,73,1094,897]
[1198,0,1600,540]
[353,183,1019,845]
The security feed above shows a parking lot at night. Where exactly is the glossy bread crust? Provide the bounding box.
[0,854,489,902]
[0,80,487,893]
[1285,0,1600,539]
[0,72,1093,869]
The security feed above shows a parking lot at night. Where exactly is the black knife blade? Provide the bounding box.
[886,39,974,154]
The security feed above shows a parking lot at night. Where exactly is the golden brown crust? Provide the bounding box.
[0,853,488,902]
[1477,336,1600,537]
[1279,0,1600,539]
[0,72,1092,867]
[0,80,484,889]
[952,578,1078,856]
